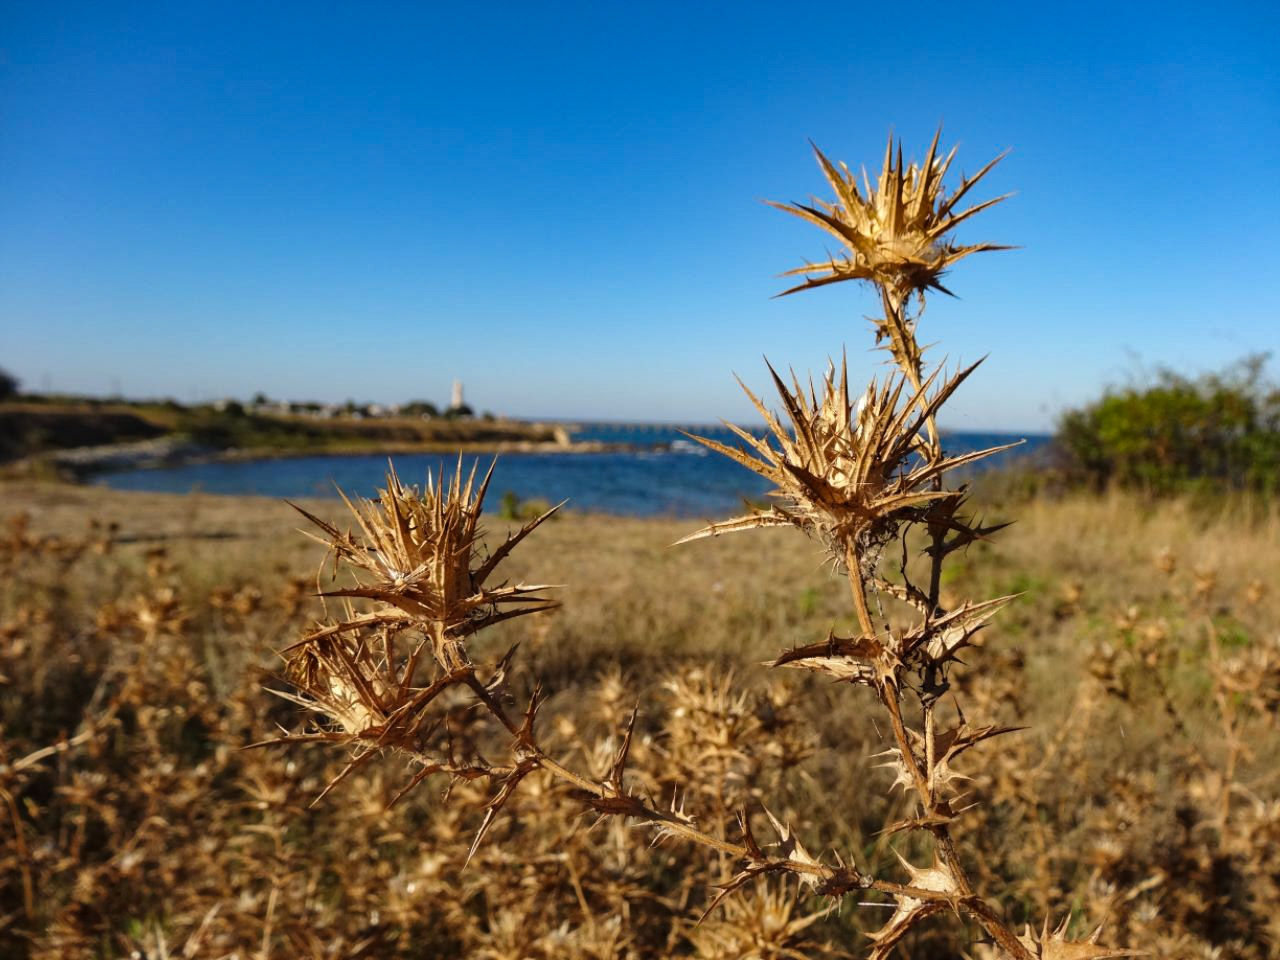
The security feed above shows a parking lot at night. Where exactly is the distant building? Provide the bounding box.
[451,379,465,410]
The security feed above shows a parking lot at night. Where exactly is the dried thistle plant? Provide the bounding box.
[260,460,764,870]
[671,129,1140,959]
[257,461,565,811]
[263,131,1141,959]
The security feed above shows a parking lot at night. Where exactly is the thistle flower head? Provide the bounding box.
[679,357,1014,568]
[273,460,560,748]
[770,128,1010,303]
[290,460,560,666]
[689,880,835,959]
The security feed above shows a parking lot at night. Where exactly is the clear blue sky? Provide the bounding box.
[2,1,1277,431]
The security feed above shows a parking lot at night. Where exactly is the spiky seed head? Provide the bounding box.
[770,127,1010,304]
[290,459,560,670]
[283,639,391,736]
[689,880,834,959]
[679,357,1015,570]
[275,459,560,747]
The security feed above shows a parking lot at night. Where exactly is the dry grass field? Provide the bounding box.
[1,478,1277,958]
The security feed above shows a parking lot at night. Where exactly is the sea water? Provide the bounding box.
[93,424,1048,518]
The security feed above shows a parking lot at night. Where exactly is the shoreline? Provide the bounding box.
[4,434,637,483]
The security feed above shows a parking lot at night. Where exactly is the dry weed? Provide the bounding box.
[260,130,1133,959]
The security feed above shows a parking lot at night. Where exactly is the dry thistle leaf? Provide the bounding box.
[1017,917,1145,959]
[772,629,896,687]
[911,594,1020,665]
[867,851,957,960]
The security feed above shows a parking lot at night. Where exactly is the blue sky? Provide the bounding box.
[2,2,1277,431]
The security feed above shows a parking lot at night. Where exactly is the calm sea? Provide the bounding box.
[94,424,1049,518]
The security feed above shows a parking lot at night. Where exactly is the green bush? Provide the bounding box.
[0,368,19,401]
[1055,354,1280,494]
[497,489,555,521]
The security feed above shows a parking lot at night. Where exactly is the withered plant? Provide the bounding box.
[265,131,1140,958]
[676,128,1140,958]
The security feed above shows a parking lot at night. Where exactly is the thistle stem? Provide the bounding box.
[867,682,1031,958]
[844,544,876,637]
[882,288,940,457]
[966,899,1036,960]
[876,679,932,815]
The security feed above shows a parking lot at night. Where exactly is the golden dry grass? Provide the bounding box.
[1,479,1277,958]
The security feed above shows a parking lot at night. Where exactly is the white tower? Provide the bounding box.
[451,379,464,410]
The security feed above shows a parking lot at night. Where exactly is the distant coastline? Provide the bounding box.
[30,434,625,480]
[0,401,610,482]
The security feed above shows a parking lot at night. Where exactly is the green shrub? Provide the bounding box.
[497,489,555,521]
[0,368,19,401]
[1055,354,1280,494]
